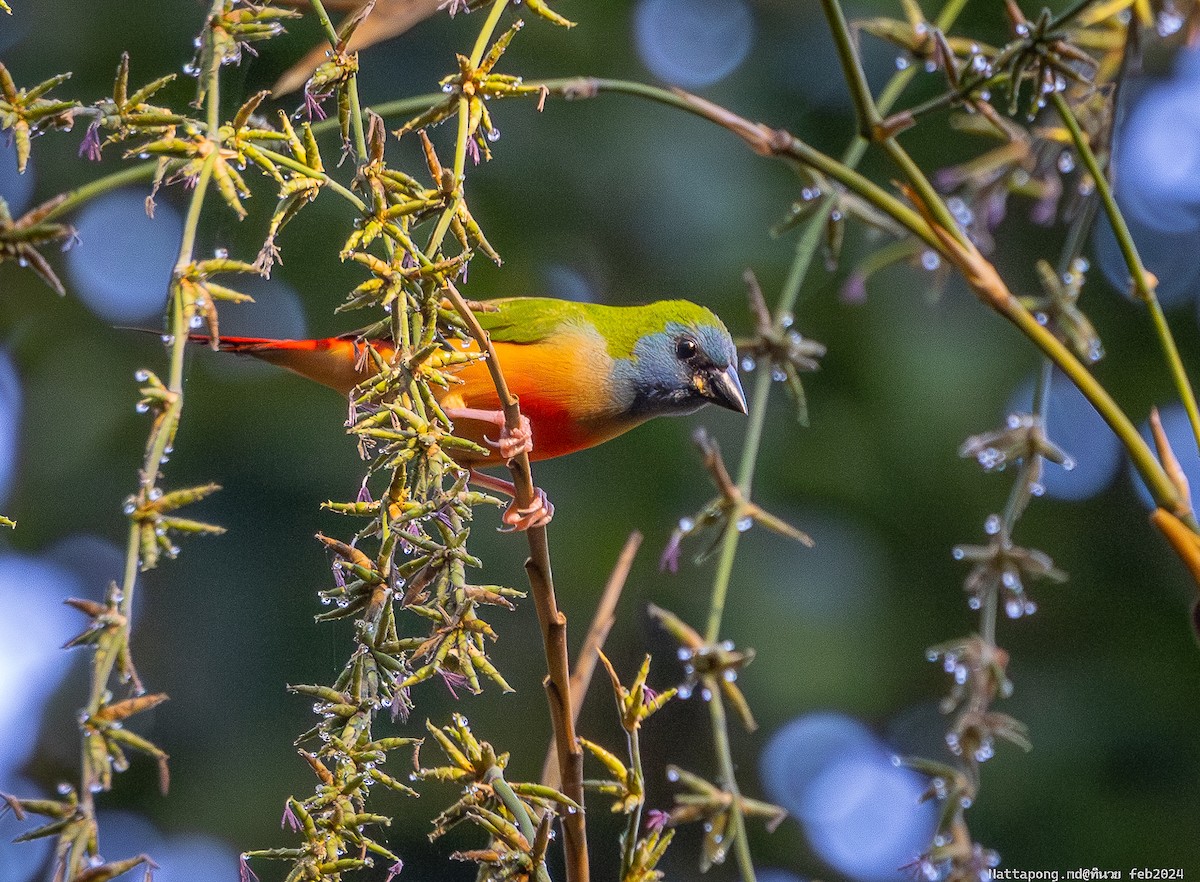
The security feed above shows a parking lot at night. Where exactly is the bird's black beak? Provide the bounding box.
[702,364,748,414]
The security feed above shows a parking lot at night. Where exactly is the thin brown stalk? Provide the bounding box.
[442,280,589,882]
[542,530,643,789]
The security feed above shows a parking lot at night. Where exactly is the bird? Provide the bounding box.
[197,297,747,529]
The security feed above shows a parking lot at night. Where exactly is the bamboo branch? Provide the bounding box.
[442,280,589,882]
[542,530,643,789]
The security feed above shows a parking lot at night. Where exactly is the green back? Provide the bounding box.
[476,297,727,359]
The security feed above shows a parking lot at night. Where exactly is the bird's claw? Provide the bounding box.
[499,486,554,532]
[485,414,534,462]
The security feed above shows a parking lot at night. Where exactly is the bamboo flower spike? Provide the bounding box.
[735,269,826,425]
[0,63,77,174]
[0,193,76,295]
[660,428,813,573]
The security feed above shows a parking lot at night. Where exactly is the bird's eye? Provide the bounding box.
[675,337,698,361]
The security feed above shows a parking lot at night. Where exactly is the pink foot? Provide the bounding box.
[470,470,554,532]
[444,408,534,462]
[486,414,533,461]
[500,486,554,532]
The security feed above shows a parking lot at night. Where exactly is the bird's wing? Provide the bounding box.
[473,297,584,345]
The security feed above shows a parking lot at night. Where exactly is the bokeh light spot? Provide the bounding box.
[634,0,754,89]
[0,554,77,772]
[1097,46,1200,308]
[94,811,240,882]
[0,349,22,506]
[762,713,934,882]
[1007,369,1121,501]
[66,189,183,324]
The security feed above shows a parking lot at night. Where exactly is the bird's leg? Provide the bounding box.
[443,407,534,462]
[469,469,554,532]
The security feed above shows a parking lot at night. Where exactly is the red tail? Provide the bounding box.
[188,334,390,395]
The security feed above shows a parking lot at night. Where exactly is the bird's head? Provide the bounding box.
[610,300,747,418]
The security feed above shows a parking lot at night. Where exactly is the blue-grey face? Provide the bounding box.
[615,321,747,418]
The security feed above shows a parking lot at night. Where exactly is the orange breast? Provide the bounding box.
[435,333,622,465]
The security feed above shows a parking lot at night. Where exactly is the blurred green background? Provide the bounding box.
[2,1,1199,879]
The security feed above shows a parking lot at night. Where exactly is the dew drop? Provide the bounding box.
[983,513,1002,535]
[736,516,753,532]
[135,401,150,414]
[740,355,757,372]
[441,83,455,93]
[1157,9,1184,35]
[148,487,163,501]
[925,649,938,662]
[666,768,680,782]
[1061,455,1077,471]
[895,56,910,70]
[967,596,982,610]
[189,314,204,329]
[1005,598,1024,618]
[677,685,692,700]
[122,498,137,515]
[723,669,737,682]
[678,516,695,532]
[214,246,229,259]
[57,782,72,795]
[921,250,941,271]
[924,59,938,73]
[134,369,150,382]
[952,546,965,560]
[976,447,1005,470]
[770,367,787,383]
[161,334,175,345]
[486,128,501,142]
